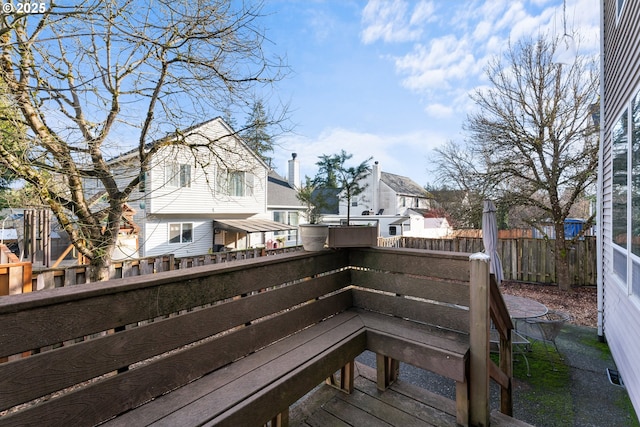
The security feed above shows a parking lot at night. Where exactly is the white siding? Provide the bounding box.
[147,121,267,215]
[603,282,640,410]
[602,0,640,415]
[379,182,398,215]
[141,217,212,257]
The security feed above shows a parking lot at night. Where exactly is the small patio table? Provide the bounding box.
[502,294,548,320]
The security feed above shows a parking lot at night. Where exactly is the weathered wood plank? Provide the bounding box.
[349,247,471,282]
[176,324,367,427]
[352,289,469,333]
[0,252,350,357]
[352,372,455,427]
[334,387,432,426]
[3,298,359,427]
[319,396,392,427]
[0,281,352,410]
[351,269,469,307]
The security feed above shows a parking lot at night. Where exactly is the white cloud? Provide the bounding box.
[410,1,436,26]
[273,127,446,186]
[394,35,478,92]
[425,103,453,118]
[361,0,435,44]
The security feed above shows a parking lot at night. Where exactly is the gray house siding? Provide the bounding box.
[601,0,640,414]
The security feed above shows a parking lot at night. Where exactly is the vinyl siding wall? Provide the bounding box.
[146,123,267,215]
[106,118,269,258]
[140,217,213,257]
[602,0,640,414]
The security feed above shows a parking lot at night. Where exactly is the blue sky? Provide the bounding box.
[260,0,600,187]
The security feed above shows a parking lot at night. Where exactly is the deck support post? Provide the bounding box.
[268,409,288,427]
[375,354,399,391]
[469,253,491,427]
[326,360,356,393]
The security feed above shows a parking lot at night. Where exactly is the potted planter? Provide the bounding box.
[328,224,378,248]
[298,224,329,251]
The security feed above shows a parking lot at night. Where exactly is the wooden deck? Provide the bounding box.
[291,363,534,427]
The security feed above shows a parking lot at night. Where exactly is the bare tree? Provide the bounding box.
[0,1,286,281]
[431,140,492,228]
[455,35,599,290]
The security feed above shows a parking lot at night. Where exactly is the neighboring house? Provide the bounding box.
[600,0,640,414]
[336,161,434,218]
[106,117,294,257]
[267,157,306,247]
[348,161,433,216]
[323,162,436,237]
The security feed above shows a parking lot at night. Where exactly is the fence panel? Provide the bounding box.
[0,244,33,295]
[27,246,303,290]
[379,236,596,286]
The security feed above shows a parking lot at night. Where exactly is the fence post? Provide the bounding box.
[469,252,490,427]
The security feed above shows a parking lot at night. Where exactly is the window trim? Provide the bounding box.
[617,0,626,20]
[217,168,254,197]
[609,85,640,298]
[168,222,194,244]
[165,163,191,188]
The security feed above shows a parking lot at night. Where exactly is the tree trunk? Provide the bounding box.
[87,255,112,282]
[554,223,571,291]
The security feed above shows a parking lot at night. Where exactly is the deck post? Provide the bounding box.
[469,253,491,427]
[375,354,399,391]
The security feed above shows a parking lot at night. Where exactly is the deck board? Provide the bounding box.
[291,362,533,427]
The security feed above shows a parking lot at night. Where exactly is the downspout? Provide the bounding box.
[597,0,605,341]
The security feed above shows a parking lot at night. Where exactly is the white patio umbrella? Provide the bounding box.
[482,200,504,284]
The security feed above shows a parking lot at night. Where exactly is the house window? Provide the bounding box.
[610,88,640,296]
[169,223,193,244]
[217,169,254,196]
[273,211,299,241]
[389,225,397,236]
[617,0,626,18]
[631,92,640,257]
[166,163,191,188]
[612,110,628,250]
[351,197,358,207]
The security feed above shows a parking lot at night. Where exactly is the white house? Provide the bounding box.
[341,161,433,217]
[107,118,294,258]
[266,155,306,247]
[324,160,436,237]
[600,0,640,415]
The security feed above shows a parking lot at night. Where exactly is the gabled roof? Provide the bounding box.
[109,117,268,169]
[381,172,432,198]
[267,171,305,208]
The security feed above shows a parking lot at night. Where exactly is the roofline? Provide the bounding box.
[107,117,269,169]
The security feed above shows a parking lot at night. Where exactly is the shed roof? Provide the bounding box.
[213,219,297,233]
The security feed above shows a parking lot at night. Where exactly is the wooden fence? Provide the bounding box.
[378,236,597,286]
[30,246,302,290]
[0,244,33,296]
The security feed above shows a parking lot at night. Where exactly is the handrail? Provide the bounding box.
[489,274,515,416]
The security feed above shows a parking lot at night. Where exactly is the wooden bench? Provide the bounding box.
[0,248,514,427]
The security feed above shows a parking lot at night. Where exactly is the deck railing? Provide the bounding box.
[29,245,302,290]
[0,247,515,426]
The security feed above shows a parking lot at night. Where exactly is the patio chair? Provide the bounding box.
[516,310,571,363]
[490,328,531,376]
